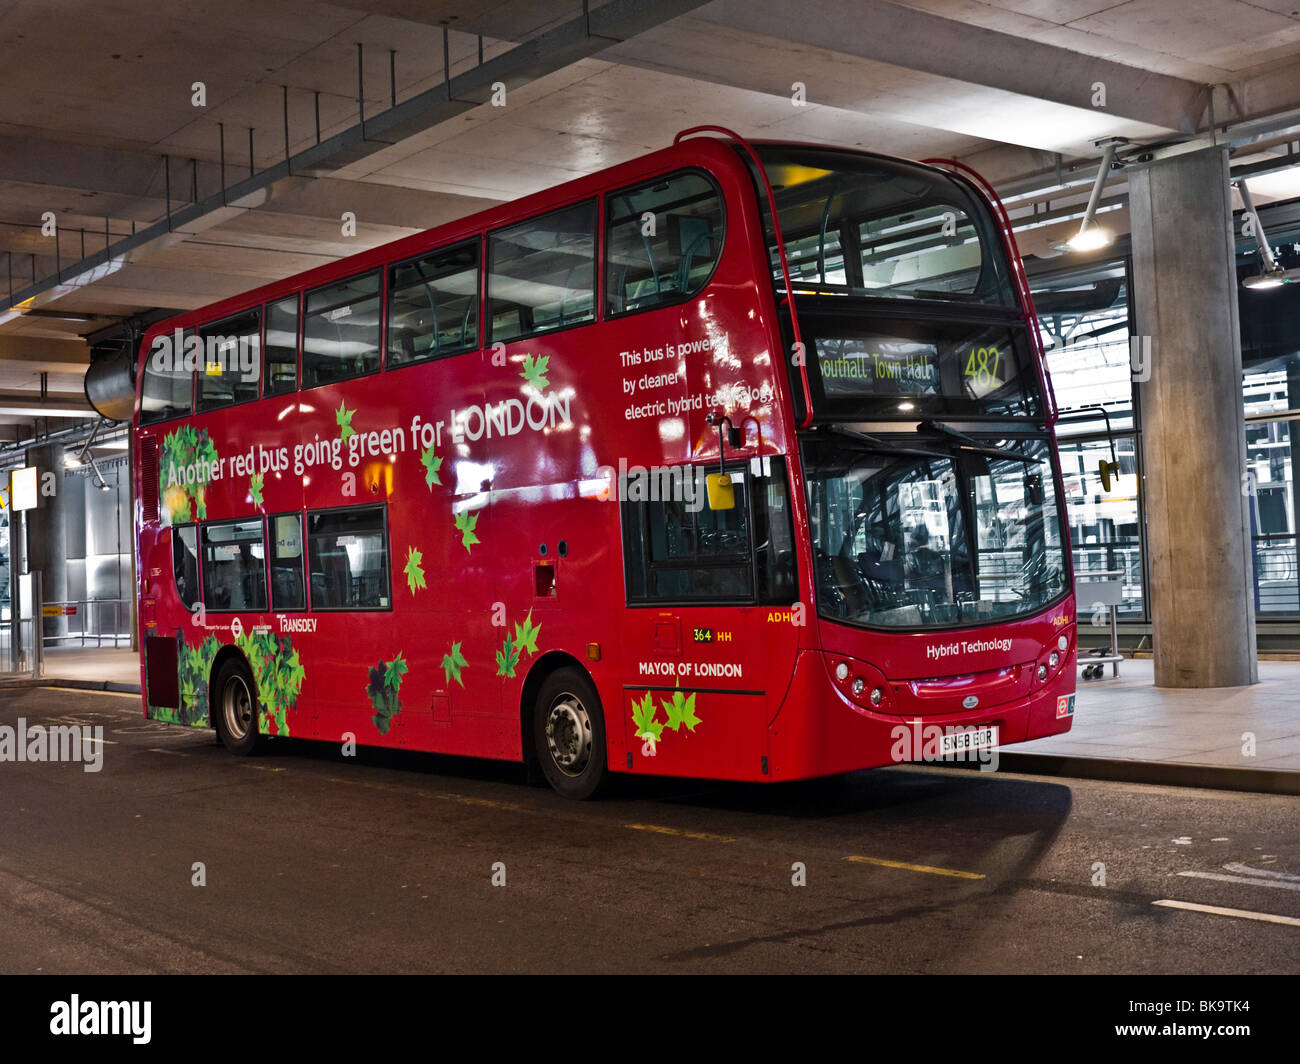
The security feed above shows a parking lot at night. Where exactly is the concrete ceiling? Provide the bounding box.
[3,0,1300,434]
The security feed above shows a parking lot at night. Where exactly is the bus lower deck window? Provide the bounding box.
[201,519,268,613]
[307,506,390,610]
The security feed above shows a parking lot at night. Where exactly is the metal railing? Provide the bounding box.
[0,570,42,678]
[0,616,39,676]
[38,599,132,648]
[1253,533,1300,614]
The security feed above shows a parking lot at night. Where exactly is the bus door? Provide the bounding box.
[618,458,800,781]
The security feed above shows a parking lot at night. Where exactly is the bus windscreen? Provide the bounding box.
[754,145,1018,308]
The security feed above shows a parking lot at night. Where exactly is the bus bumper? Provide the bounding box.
[767,647,1077,782]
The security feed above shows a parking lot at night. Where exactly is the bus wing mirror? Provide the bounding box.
[1098,459,1119,493]
[706,472,735,511]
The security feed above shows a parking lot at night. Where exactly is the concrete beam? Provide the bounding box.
[2,0,713,315]
[0,336,86,365]
[696,0,1207,134]
[0,392,92,418]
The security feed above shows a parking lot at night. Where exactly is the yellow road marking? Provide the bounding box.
[1153,899,1300,927]
[844,855,985,880]
[626,823,735,843]
[435,792,526,812]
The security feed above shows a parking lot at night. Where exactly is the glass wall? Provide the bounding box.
[1031,260,1145,617]
[1239,217,1300,616]
[1027,202,1300,629]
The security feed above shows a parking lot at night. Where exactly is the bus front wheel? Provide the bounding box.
[213,658,264,756]
[533,668,607,800]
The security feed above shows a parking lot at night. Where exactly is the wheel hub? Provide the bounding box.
[223,675,254,740]
[545,694,592,776]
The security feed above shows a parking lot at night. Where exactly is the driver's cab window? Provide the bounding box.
[622,460,797,605]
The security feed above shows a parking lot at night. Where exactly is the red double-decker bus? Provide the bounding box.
[131,127,1075,798]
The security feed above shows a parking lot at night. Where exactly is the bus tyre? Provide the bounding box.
[213,658,263,756]
[534,668,607,800]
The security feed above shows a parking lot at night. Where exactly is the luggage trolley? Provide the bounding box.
[1075,569,1124,680]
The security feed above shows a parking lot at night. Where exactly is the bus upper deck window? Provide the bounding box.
[388,241,479,366]
[488,201,596,344]
[140,328,194,424]
[196,308,261,412]
[302,271,382,388]
[264,295,299,397]
[606,171,724,316]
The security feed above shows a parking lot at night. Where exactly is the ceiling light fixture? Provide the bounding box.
[1052,138,1127,253]
[1237,178,1300,290]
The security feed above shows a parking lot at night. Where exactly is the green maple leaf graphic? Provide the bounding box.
[520,353,550,391]
[367,653,407,734]
[420,444,443,489]
[454,511,480,553]
[403,546,426,593]
[336,401,356,442]
[385,652,409,690]
[512,608,541,657]
[631,691,663,742]
[662,685,701,733]
[249,472,264,507]
[441,641,468,687]
[495,635,520,678]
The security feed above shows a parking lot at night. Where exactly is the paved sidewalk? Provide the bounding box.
[8,646,140,690]
[1021,657,1300,773]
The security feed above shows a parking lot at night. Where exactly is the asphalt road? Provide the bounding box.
[2,686,1298,974]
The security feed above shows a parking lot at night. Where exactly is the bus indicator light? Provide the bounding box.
[586,643,601,662]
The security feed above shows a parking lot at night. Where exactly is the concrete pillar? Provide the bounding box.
[25,442,69,643]
[1130,147,1257,687]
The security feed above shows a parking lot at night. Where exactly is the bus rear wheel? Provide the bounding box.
[533,668,607,800]
[213,658,263,756]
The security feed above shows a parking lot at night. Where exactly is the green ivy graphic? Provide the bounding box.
[159,426,220,525]
[336,400,356,442]
[631,691,663,744]
[163,632,221,726]
[249,472,264,507]
[520,353,550,391]
[454,511,480,553]
[420,444,443,489]
[235,630,305,737]
[403,546,426,593]
[441,641,468,687]
[367,653,407,735]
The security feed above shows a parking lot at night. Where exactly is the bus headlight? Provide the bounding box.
[1049,651,1060,668]
[870,687,883,706]
[1058,635,1068,651]
[835,662,849,681]
[1036,664,1048,681]
[851,678,865,697]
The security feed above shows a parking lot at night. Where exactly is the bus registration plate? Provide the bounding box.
[939,725,998,757]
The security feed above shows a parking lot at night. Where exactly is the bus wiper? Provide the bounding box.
[820,424,948,459]
[916,419,1036,464]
